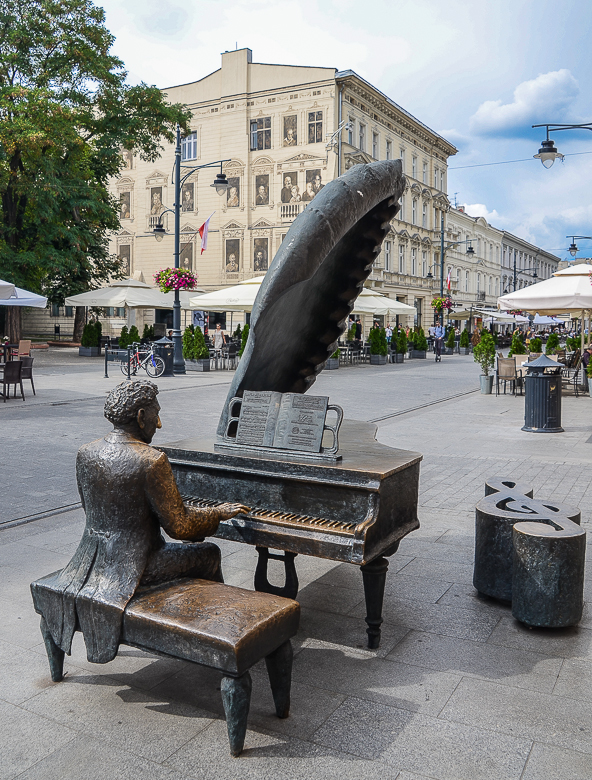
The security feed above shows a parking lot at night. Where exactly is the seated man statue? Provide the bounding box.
[31,379,247,664]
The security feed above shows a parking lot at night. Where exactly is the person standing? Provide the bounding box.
[434,322,445,362]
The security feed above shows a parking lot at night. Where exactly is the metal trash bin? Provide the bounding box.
[522,354,563,433]
[153,336,174,377]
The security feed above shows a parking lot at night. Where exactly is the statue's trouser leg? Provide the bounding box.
[140,541,223,586]
[40,616,65,682]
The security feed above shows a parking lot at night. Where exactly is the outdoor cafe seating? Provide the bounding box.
[1,359,25,401]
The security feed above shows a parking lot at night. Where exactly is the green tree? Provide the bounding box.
[119,325,129,348]
[128,325,140,344]
[460,328,470,348]
[508,331,526,357]
[415,328,428,352]
[529,336,542,353]
[182,326,194,360]
[473,331,496,376]
[193,325,210,360]
[0,0,191,341]
[446,327,456,350]
[396,329,407,354]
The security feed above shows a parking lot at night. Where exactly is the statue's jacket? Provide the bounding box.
[31,431,196,664]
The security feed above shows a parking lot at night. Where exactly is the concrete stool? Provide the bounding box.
[512,518,586,627]
[474,479,580,602]
[35,578,300,756]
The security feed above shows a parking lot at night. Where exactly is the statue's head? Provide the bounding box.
[104,380,161,443]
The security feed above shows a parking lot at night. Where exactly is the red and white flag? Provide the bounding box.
[198,212,215,254]
[446,269,451,291]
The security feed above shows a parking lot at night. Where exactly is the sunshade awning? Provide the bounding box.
[65,278,204,309]
[0,285,47,308]
[498,264,592,315]
[0,279,16,300]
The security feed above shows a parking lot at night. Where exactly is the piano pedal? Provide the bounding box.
[254,547,299,600]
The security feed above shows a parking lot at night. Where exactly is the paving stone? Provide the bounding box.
[0,698,76,780]
[440,676,592,755]
[521,742,592,780]
[164,719,401,780]
[14,734,185,780]
[488,615,592,659]
[386,630,563,693]
[552,657,592,701]
[23,671,217,763]
[312,695,532,779]
[393,557,475,585]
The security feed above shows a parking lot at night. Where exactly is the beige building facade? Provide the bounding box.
[105,47,458,333]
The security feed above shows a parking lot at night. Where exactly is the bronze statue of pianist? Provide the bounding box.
[31,379,247,665]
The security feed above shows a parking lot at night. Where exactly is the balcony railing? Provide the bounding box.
[279,203,307,222]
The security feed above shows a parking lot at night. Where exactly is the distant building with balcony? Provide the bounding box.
[105,47,458,331]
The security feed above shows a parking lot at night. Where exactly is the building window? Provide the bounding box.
[434,167,439,188]
[465,271,469,292]
[489,276,492,295]
[398,244,405,273]
[384,240,392,271]
[422,161,428,184]
[399,196,404,221]
[386,140,392,160]
[51,305,60,317]
[372,132,379,159]
[422,202,427,228]
[359,123,366,151]
[250,117,271,150]
[440,171,445,190]
[181,132,198,161]
[308,111,323,143]
[411,248,417,276]
[477,273,481,293]
[348,117,354,145]
[400,148,405,171]
[422,250,427,277]
[412,199,417,225]
[412,156,417,179]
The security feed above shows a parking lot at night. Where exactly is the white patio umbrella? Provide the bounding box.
[498,263,592,353]
[0,285,47,307]
[0,279,16,300]
[65,278,204,309]
[189,276,416,317]
[533,314,565,326]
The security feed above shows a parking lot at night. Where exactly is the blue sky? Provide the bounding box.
[100,0,592,259]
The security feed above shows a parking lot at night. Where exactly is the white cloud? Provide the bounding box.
[460,204,500,222]
[469,70,579,137]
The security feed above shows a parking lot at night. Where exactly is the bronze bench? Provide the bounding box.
[32,576,300,756]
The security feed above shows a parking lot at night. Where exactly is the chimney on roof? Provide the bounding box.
[457,206,465,213]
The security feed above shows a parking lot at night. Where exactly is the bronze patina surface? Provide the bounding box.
[31,380,248,664]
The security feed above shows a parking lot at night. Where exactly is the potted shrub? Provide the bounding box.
[412,328,427,359]
[185,325,210,371]
[325,349,340,370]
[119,325,130,349]
[238,323,249,358]
[508,331,526,358]
[545,332,560,355]
[369,327,388,365]
[394,329,406,363]
[128,325,140,345]
[473,330,496,393]
[529,336,542,355]
[142,324,155,343]
[459,328,470,355]
[79,320,102,356]
[445,327,455,355]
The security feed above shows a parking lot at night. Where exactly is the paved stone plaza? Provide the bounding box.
[2,348,592,780]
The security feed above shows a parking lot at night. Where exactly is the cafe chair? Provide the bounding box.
[11,339,31,358]
[2,360,25,402]
[20,356,35,396]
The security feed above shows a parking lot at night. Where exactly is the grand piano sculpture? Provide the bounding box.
[160,160,421,649]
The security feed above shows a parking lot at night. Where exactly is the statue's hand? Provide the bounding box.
[219,502,250,520]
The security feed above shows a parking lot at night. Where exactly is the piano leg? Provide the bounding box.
[361,557,390,649]
[254,547,299,599]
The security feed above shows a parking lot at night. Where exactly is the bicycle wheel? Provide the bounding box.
[145,355,165,378]
[121,360,136,376]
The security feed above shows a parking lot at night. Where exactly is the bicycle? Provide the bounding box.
[121,342,165,378]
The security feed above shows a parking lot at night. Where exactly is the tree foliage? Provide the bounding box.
[0,0,191,337]
[473,331,496,376]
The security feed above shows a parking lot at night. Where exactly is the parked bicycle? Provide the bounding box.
[120,342,165,378]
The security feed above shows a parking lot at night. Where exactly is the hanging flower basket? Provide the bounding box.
[154,268,198,293]
[431,296,452,312]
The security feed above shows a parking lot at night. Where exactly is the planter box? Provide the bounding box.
[185,358,210,372]
[589,377,592,398]
[370,354,388,365]
[325,358,340,370]
[411,350,426,359]
[480,375,494,394]
[460,347,470,355]
[79,346,100,357]
[445,347,454,355]
[393,352,404,363]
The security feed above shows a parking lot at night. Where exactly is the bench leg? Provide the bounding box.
[221,671,252,757]
[40,617,65,682]
[265,640,293,719]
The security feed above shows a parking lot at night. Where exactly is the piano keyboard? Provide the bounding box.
[181,495,357,537]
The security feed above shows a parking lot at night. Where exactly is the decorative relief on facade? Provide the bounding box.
[253,237,269,272]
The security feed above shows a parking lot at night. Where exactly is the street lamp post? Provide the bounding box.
[567,236,592,257]
[430,209,474,324]
[153,124,230,374]
[512,257,538,292]
[532,122,592,168]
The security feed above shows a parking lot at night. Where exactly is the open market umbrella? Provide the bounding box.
[189,276,416,317]
[65,278,204,309]
[498,263,592,353]
[0,279,16,300]
[0,285,47,307]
